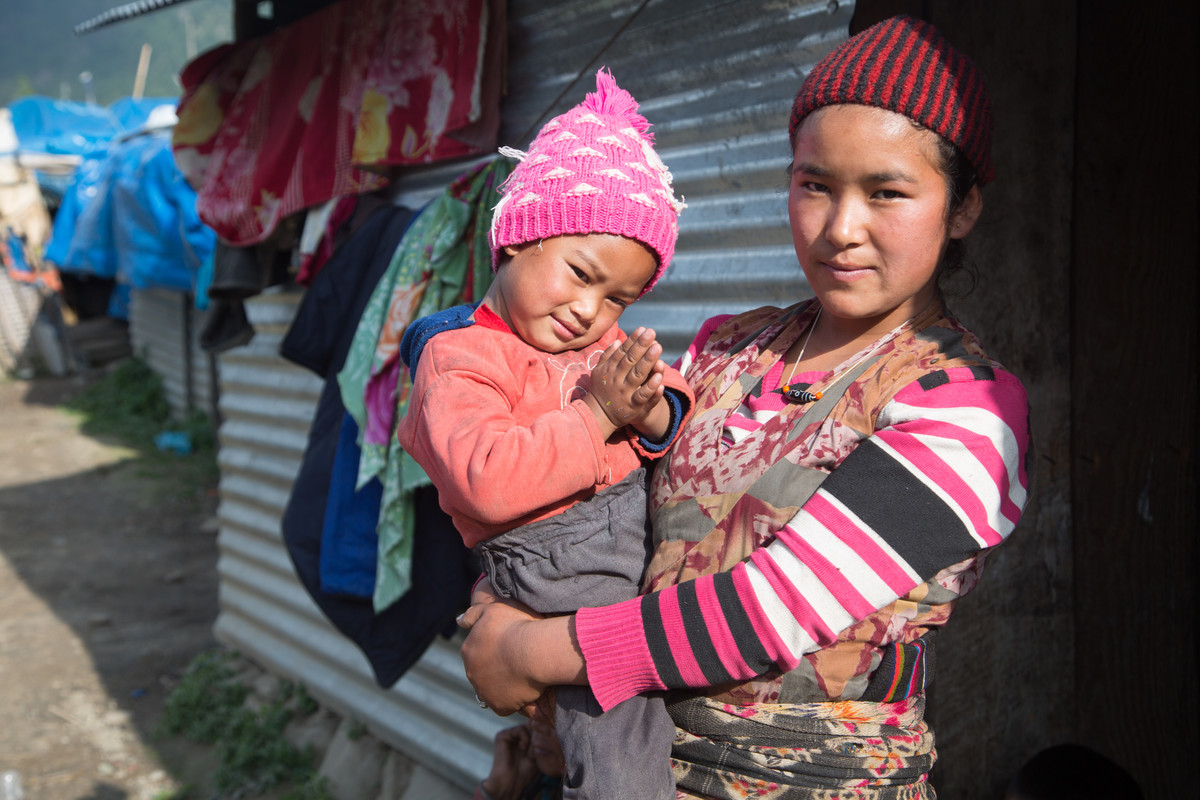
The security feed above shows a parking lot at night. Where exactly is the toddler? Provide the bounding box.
[398,69,690,800]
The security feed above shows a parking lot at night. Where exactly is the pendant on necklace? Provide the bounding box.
[781,384,822,404]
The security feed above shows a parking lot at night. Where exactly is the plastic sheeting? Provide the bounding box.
[7,97,121,157]
[6,95,176,201]
[45,130,215,297]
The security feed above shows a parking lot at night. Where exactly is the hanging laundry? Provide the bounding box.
[172,0,500,248]
[353,0,506,167]
[338,157,511,611]
[296,195,359,286]
[280,202,477,687]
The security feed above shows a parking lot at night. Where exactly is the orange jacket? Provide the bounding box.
[398,306,693,548]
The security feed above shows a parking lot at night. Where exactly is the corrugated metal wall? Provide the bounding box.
[214,289,507,796]
[128,288,217,421]
[391,0,852,355]
[211,1,852,794]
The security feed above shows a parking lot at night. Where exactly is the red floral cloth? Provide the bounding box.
[172,0,497,246]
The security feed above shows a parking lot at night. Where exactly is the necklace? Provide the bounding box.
[779,305,923,404]
[780,307,822,403]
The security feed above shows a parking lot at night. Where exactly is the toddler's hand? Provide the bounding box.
[586,327,666,432]
[481,724,538,800]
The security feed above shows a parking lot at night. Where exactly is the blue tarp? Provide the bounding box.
[113,130,211,293]
[7,96,178,202]
[43,148,109,268]
[108,97,177,132]
[47,130,214,297]
[25,94,218,311]
[7,97,120,157]
[4,230,34,276]
[7,96,176,157]
[54,144,126,280]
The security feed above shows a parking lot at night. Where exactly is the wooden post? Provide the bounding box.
[132,44,152,101]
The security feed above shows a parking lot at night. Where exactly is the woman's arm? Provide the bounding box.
[460,584,586,714]
[462,367,1030,712]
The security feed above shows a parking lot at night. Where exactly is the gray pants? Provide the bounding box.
[476,467,676,800]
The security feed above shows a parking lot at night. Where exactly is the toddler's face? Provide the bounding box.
[487,234,657,353]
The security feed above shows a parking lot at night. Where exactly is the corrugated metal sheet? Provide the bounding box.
[212,1,852,792]
[390,0,852,357]
[128,288,217,421]
[212,289,504,796]
[73,0,204,36]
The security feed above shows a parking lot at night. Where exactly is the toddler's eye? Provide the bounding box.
[608,297,629,309]
[570,265,587,281]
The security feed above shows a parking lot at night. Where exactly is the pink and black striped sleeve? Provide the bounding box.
[575,366,1030,711]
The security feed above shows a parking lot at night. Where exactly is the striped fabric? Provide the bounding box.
[862,639,928,703]
[664,367,1025,687]
[576,317,1029,710]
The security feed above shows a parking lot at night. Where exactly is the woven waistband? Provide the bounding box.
[667,694,935,799]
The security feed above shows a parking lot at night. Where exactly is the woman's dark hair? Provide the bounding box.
[929,131,979,296]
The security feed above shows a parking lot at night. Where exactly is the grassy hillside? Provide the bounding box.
[1,0,232,107]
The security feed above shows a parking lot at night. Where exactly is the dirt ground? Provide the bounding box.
[0,375,220,800]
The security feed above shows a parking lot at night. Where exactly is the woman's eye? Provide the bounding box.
[874,188,904,200]
[800,181,828,194]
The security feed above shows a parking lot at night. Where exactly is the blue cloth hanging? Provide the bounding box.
[319,412,384,597]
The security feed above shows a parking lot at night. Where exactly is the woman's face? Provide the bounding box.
[788,104,980,333]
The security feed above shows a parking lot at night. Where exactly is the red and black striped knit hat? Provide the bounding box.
[789,15,995,186]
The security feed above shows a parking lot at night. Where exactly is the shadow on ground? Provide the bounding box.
[0,376,220,799]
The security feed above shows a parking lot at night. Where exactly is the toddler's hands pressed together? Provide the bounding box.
[584,327,670,440]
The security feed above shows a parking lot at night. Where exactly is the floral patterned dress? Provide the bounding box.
[589,299,1030,799]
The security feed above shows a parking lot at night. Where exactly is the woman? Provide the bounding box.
[459,15,1029,798]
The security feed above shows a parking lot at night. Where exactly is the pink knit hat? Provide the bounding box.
[489,69,685,295]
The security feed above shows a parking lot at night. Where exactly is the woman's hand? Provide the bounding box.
[459,581,587,715]
[460,591,548,715]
